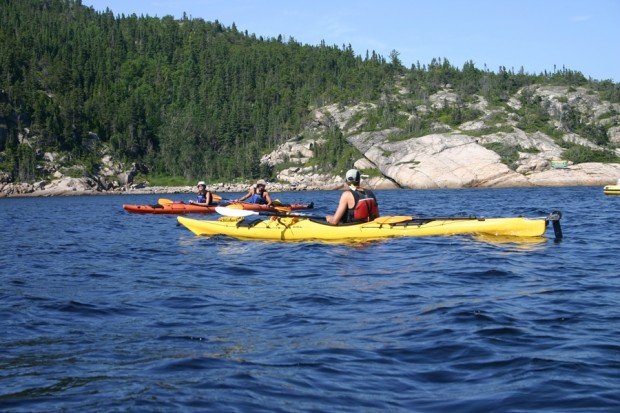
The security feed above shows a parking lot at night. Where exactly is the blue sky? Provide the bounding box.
[85,0,620,82]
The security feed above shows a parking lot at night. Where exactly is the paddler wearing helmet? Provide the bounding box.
[189,181,214,206]
[235,179,273,206]
[326,169,380,224]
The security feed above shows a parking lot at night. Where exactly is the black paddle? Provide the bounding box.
[215,207,326,220]
[216,207,476,225]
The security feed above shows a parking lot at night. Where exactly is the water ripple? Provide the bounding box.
[1,188,619,411]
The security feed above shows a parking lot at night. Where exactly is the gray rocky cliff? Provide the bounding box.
[2,85,620,197]
[263,84,620,190]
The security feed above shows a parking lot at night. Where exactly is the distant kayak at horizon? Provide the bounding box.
[603,179,620,195]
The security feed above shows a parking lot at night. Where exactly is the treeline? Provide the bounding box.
[1,0,618,183]
[0,0,392,181]
[403,58,620,104]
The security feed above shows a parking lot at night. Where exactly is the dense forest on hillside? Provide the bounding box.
[1,0,619,184]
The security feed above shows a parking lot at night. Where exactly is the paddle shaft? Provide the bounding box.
[251,211,326,220]
[217,207,480,224]
[406,211,563,225]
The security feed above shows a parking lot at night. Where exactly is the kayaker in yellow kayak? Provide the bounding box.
[188,181,214,206]
[235,179,274,206]
[326,169,380,224]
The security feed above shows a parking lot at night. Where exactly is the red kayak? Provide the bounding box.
[123,201,314,215]
[123,202,217,214]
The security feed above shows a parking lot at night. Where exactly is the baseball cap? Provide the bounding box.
[345,169,361,183]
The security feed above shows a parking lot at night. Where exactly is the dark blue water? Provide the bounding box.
[1,187,619,412]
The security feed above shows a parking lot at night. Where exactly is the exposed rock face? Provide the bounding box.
[429,90,460,109]
[360,134,530,188]
[0,176,97,196]
[2,84,619,197]
[526,163,620,186]
[609,126,620,146]
[527,85,620,121]
[277,166,343,190]
[42,177,98,195]
[260,138,321,167]
[477,130,562,155]
[516,153,551,174]
[562,133,601,149]
[320,102,377,130]
[0,153,150,197]
[261,84,620,190]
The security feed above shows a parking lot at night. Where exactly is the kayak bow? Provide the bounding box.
[603,185,620,196]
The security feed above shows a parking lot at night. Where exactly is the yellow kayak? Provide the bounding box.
[177,212,561,242]
[603,185,620,195]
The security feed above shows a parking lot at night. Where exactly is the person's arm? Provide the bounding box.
[236,189,251,202]
[326,192,351,224]
[264,191,273,206]
[191,194,211,206]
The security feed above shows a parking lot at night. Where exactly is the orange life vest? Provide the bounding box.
[344,188,379,223]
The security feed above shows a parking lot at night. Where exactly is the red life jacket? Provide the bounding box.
[344,188,380,223]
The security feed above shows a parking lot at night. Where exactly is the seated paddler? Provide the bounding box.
[326,169,379,225]
[235,179,273,206]
[188,181,215,206]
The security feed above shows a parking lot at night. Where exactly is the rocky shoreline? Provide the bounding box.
[3,85,619,198]
[0,177,337,198]
[1,166,618,199]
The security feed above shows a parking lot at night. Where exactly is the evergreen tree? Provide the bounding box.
[0,0,617,182]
